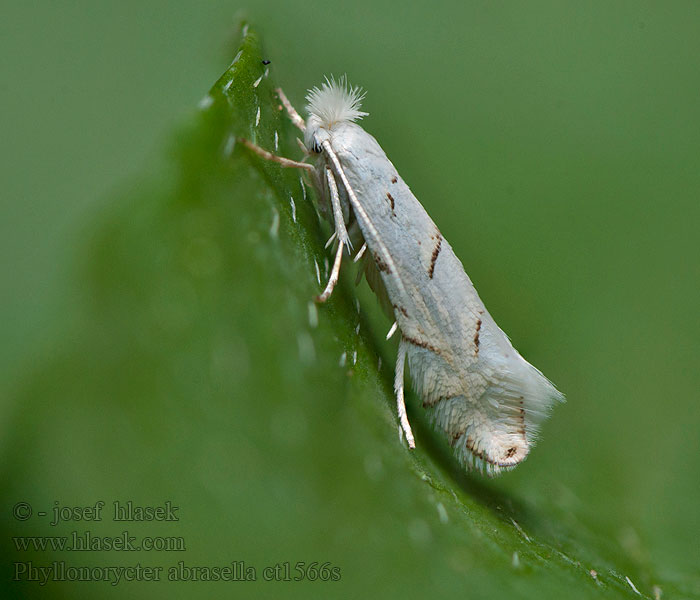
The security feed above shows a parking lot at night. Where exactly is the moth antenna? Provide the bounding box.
[276,87,306,131]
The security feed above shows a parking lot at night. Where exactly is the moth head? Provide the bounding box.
[304,75,368,153]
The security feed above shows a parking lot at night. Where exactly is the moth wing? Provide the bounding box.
[405,313,562,475]
[360,248,395,320]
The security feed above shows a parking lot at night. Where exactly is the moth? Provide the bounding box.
[241,77,563,475]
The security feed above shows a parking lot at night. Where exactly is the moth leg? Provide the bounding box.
[353,242,367,262]
[324,231,337,249]
[316,238,344,303]
[239,138,314,171]
[325,167,351,250]
[316,167,350,302]
[276,88,306,131]
[395,339,416,449]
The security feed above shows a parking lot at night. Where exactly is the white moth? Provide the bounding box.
[242,76,563,475]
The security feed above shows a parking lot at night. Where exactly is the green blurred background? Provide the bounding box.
[2,1,699,598]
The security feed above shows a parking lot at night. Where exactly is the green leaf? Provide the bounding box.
[2,24,692,600]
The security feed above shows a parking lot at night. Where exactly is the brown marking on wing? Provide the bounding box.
[428,234,443,279]
[393,304,409,318]
[450,429,465,447]
[402,334,441,356]
[473,319,482,356]
[465,436,522,468]
[374,253,391,274]
[391,176,398,184]
[464,436,499,466]
[386,192,397,217]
